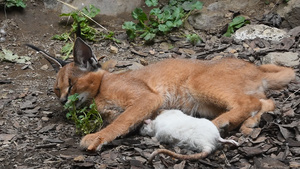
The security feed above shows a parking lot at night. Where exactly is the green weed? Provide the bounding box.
[52,5,100,60]
[3,0,26,8]
[122,0,203,41]
[64,93,103,135]
[223,16,250,37]
[186,33,201,46]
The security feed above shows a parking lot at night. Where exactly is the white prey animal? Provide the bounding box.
[140,109,239,162]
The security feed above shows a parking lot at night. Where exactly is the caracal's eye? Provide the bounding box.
[54,87,61,97]
[68,78,74,94]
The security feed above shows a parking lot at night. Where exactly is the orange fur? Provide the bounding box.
[28,38,296,151]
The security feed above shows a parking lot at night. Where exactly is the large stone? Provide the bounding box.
[188,0,260,33]
[261,52,300,67]
[188,11,228,33]
[277,0,300,29]
[61,0,142,16]
[233,24,288,41]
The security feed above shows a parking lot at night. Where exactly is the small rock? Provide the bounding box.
[233,24,288,41]
[0,28,6,35]
[40,64,49,70]
[74,155,85,162]
[243,43,249,48]
[45,138,64,143]
[110,45,118,54]
[131,49,148,57]
[277,0,300,29]
[288,26,300,37]
[254,157,289,169]
[159,42,173,51]
[128,62,144,70]
[0,37,5,42]
[139,58,148,66]
[0,134,16,143]
[261,52,299,67]
[283,109,295,117]
[41,117,49,122]
[42,111,53,117]
[178,48,196,55]
[290,161,300,168]
[39,124,56,133]
[149,49,155,55]
[115,61,133,68]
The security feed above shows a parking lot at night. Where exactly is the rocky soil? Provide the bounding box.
[0,0,300,169]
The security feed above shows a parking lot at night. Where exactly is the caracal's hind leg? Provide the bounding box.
[239,99,275,135]
[212,95,262,133]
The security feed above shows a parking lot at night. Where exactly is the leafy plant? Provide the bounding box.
[52,5,100,60]
[3,0,26,8]
[64,93,103,135]
[54,4,100,41]
[122,0,203,41]
[223,16,250,37]
[186,33,201,46]
[102,31,121,43]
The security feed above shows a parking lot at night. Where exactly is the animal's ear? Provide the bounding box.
[73,37,101,71]
[26,44,68,72]
[144,119,152,124]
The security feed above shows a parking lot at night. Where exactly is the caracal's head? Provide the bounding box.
[28,38,103,107]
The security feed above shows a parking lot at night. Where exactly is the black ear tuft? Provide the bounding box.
[25,44,68,72]
[73,38,101,71]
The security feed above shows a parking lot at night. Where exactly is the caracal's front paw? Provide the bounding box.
[239,125,254,136]
[212,118,229,131]
[80,133,103,151]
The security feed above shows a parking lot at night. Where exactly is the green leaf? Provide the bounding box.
[223,16,249,37]
[67,93,79,102]
[132,8,148,22]
[122,21,136,30]
[145,0,158,7]
[182,0,203,11]
[172,7,183,20]
[166,21,174,28]
[144,32,156,41]
[231,16,245,26]
[186,33,201,46]
[66,113,72,119]
[158,24,170,33]
[173,19,183,27]
[5,0,26,8]
[51,32,69,41]
[149,8,161,16]
[82,5,101,18]
[122,22,137,39]
[61,43,73,60]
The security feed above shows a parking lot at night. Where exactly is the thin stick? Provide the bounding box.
[283,88,300,103]
[57,0,108,31]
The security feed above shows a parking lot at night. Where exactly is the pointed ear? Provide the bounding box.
[73,37,101,71]
[26,44,68,72]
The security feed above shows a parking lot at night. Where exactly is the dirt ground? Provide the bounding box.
[0,1,300,169]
